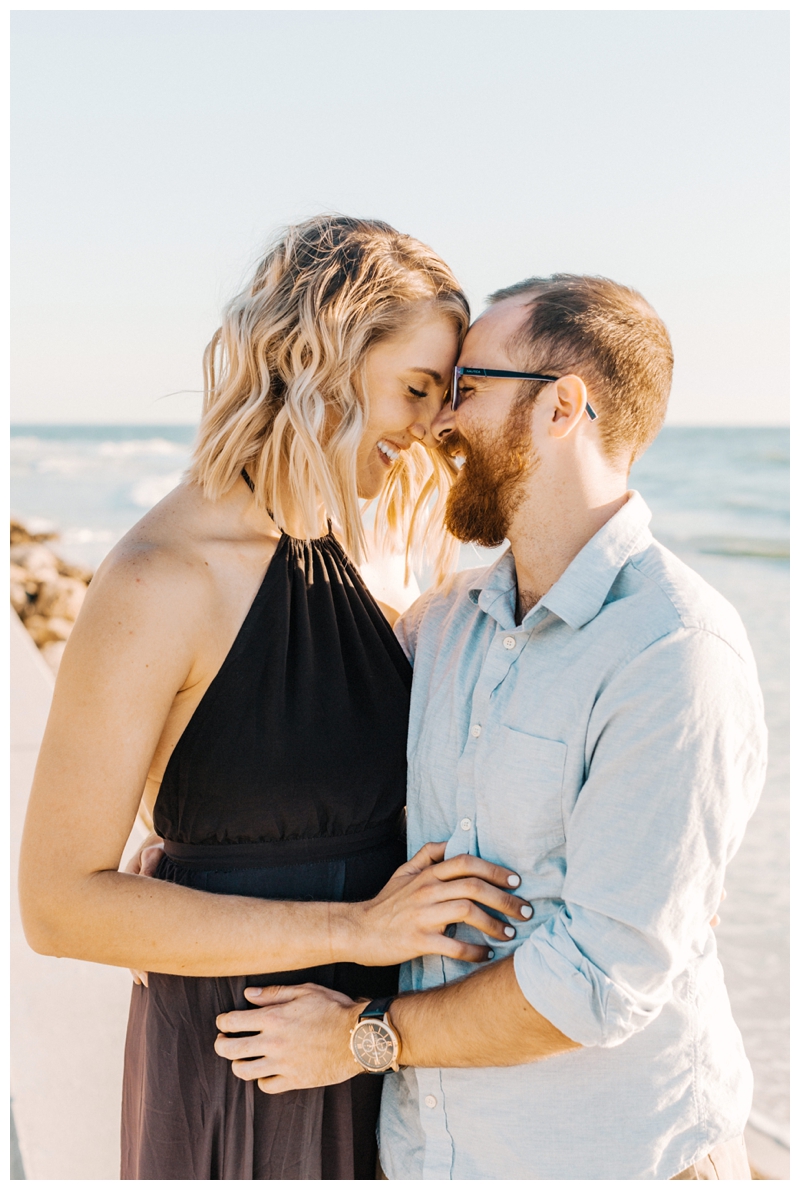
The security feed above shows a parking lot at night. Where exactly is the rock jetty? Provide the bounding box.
[10,520,93,673]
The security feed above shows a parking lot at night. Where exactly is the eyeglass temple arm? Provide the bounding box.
[457,367,559,382]
[454,368,598,421]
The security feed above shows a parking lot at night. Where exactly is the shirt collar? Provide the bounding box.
[468,548,518,629]
[468,490,654,632]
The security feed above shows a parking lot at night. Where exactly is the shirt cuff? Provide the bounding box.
[513,913,664,1048]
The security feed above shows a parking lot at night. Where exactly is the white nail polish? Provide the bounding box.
[507,874,521,888]
[486,950,495,960]
[521,905,533,919]
[504,926,516,938]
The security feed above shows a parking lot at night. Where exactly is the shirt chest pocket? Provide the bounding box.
[479,728,567,864]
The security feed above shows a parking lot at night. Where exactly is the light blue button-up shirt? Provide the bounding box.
[379,491,767,1180]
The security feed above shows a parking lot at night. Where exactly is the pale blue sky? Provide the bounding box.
[12,10,788,425]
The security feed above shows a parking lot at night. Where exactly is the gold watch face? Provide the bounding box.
[351,1020,397,1072]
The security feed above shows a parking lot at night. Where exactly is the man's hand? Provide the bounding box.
[215,984,363,1094]
[215,958,579,1085]
[123,832,164,986]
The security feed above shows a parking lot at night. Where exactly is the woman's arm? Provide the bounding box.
[19,545,529,977]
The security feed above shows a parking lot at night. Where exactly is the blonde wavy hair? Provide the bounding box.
[189,215,469,579]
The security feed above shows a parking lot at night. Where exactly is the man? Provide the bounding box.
[216,275,766,1179]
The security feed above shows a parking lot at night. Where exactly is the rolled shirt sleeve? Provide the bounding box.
[513,626,767,1048]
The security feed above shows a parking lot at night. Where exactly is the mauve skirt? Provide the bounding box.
[120,826,405,1180]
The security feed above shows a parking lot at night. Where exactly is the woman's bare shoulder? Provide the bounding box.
[75,480,278,681]
[73,484,227,677]
[91,487,215,607]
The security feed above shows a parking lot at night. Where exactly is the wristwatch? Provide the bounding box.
[349,996,401,1074]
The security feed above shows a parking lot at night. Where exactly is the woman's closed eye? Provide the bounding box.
[408,385,429,399]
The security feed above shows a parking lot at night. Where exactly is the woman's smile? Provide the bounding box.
[376,438,403,466]
[356,310,460,499]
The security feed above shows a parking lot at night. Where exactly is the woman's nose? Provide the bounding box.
[409,391,448,443]
[432,401,456,442]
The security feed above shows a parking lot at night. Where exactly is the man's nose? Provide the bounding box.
[432,402,456,443]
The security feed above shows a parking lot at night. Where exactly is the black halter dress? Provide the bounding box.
[120,526,412,1180]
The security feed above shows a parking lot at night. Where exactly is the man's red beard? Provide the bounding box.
[444,399,539,548]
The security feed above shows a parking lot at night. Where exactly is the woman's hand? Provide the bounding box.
[123,832,165,986]
[349,841,533,966]
[215,984,362,1093]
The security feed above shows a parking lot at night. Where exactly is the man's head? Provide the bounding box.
[436,274,673,546]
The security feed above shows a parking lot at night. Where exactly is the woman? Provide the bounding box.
[19,216,531,1180]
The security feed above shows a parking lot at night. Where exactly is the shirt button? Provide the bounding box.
[470,724,482,738]
[460,818,472,831]
[503,636,516,650]
[425,1094,437,1109]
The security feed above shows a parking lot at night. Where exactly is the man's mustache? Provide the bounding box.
[438,429,468,461]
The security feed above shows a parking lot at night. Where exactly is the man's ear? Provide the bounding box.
[548,375,589,439]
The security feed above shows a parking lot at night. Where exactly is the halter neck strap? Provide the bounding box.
[240,468,332,540]
[241,467,279,527]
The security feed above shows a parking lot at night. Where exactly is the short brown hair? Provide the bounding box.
[488,274,673,465]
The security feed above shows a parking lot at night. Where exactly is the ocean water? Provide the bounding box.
[10,424,789,1143]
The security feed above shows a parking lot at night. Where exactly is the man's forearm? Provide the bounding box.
[390,955,581,1068]
[214,955,581,1092]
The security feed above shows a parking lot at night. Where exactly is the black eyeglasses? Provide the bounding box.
[452,366,598,421]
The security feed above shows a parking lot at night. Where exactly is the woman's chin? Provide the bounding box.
[356,472,385,501]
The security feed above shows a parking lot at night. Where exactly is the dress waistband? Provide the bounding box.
[163,816,406,871]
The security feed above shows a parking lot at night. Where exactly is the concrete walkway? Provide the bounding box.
[10,610,144,1179]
